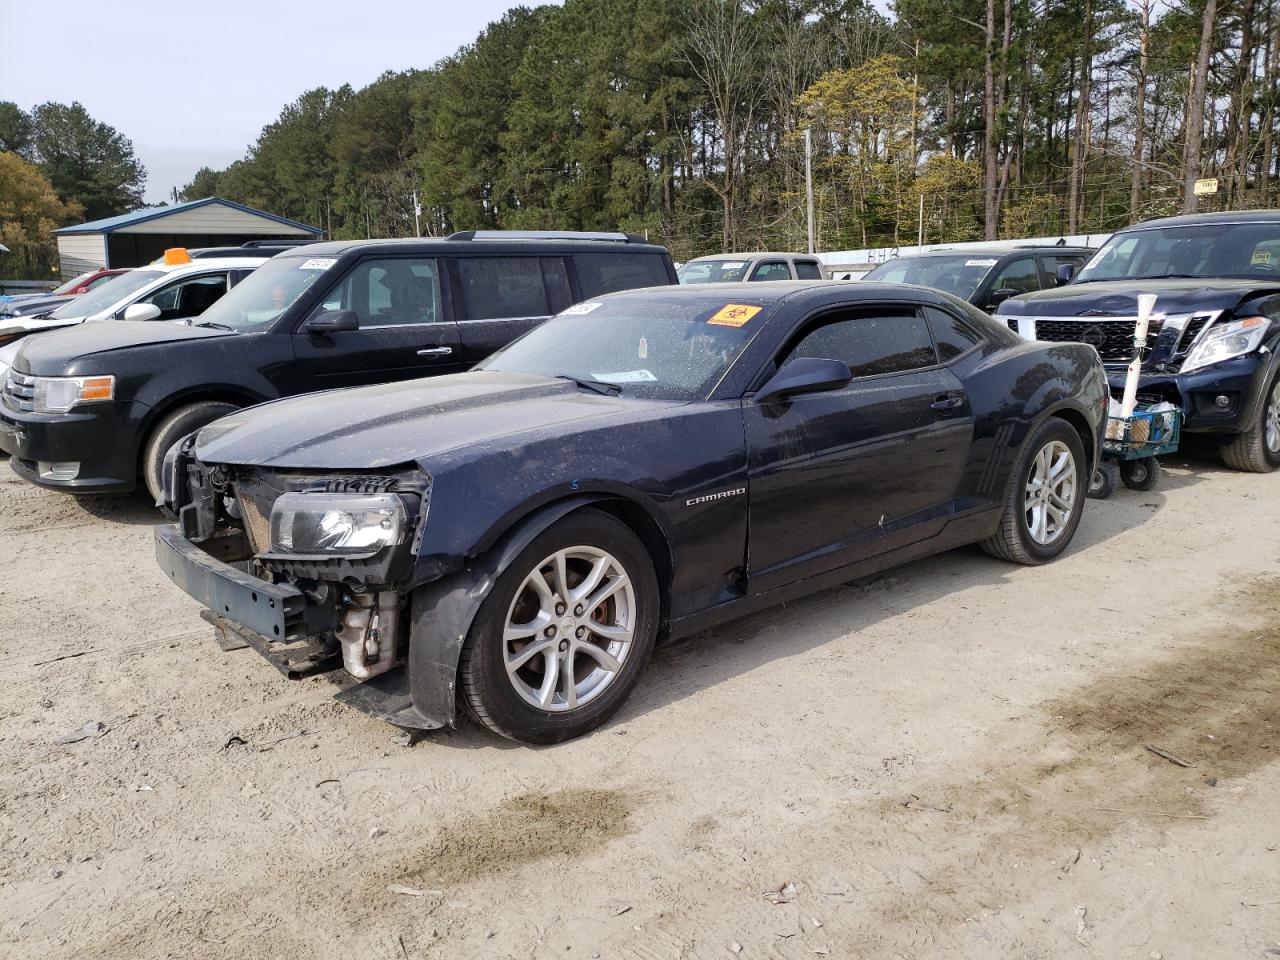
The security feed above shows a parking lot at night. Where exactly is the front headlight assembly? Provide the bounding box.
[1181,316,1271,373]
[268,493,406,558]
[31,375,116,414]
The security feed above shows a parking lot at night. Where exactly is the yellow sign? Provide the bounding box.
[1193,178,1219,196]
[707,304,762,327]
[1252,249,1273,265]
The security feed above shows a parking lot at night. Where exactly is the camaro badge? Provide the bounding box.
[707,304,761,327]
[686,487,746,506]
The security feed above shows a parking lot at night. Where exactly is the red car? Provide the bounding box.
[53,268,130,296]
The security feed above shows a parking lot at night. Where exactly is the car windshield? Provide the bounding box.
[51,273,94,295]
[1076,222,1280,282]
[195,255,335,332]
[677,259,753,284]
[46,269,160,320]
[478,294,767,401]
[863,255,998,299]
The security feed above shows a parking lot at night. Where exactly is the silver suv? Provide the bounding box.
[677,252,826,284]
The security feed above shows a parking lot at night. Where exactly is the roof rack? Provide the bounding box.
[446,229,648,244]
[240,239,317,248]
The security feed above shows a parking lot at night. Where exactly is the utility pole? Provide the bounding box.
[917,193,925,251]
[413,190,422,237]
[804,126,815,255]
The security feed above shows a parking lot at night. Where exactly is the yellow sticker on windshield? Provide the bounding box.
[1252,250,1273,265]
[707,304,762,327]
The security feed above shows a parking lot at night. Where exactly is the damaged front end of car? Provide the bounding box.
[155,435,447,729]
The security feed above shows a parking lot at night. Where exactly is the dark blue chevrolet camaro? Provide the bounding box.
[157,281,1107,743]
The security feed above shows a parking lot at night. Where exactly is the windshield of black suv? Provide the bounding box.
[478,294,766,400]
[1076,222,1280,282]
[195,255,335,332]
[678,259,753,283]
[46,270,163,320]
[863,255,997,299]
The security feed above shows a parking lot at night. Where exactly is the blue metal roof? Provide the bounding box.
[54,197,323,236]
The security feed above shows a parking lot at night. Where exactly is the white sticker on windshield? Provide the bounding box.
[562,301,602,315]
[965,259,998,267]
[1084,249,1105,270]
[592,369,658,383]
[720,261,746,269]
[299,258,337,271]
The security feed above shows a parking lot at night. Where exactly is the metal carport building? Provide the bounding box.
[53,197,323,279]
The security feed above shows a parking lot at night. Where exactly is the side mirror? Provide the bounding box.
[756,357,852,405]
[123,302,162,322]
[986,288,1018,311]
[304,309,359,334]
[1055,263,1076,286]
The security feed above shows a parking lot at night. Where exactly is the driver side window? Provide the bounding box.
[988,258,1040,296]
[323,258,442,328]
[781,307,936,379]
[750,261,792,282]
[142,273,229,321]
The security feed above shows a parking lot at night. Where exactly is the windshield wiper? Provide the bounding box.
[1129,273,1197,281]
[555,374,622,396]
[192,320,235,331]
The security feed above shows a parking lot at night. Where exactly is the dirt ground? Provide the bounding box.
[1,446,1278,960]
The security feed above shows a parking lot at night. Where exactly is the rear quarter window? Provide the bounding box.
[575,252,671,297]
[794,260,824,280]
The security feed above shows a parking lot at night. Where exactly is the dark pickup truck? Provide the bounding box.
[998,211,1280,471]
[0,231,677,500]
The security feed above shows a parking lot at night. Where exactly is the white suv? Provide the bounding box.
[0,253,268,378]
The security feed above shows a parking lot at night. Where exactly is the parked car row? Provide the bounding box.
[4,213,1276,746]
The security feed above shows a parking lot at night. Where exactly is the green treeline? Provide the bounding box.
[181,0,1279,257]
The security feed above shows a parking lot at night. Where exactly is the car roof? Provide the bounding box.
[149,257,268,274]
[600,279,945,307]
[879,245,1093,260]
[276,237,672,258]
[1117,209,1280,232]
[683,252,817,263]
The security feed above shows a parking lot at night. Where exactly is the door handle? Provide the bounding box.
[416,346,453,356]
[931,395,964,412]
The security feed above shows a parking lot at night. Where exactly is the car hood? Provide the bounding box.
[14,321,231,375]
[1000,278,1279,318]
[0,295,75,318]
[196,371,672,470]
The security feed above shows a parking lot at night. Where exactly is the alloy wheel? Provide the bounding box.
[1024,439,1077,545]
[503,546,636,712]
[1266,382,1280,454]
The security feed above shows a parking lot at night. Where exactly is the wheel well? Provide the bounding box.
[136,391,253,472]
[1049,408,1096,474]
[580,498,674,632]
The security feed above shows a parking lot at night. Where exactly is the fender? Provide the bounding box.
[1237,338,1280,431]
[405,495,602,729]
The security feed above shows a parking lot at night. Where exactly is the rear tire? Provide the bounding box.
[1088,461,1120,499]
[1220,373,1280,473]
[981,417,1086,565]
[457,508,659,744]
[141,401,238,503]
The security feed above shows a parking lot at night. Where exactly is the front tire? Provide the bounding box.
[981,417,1086,565]
[457,509,659,744]
[1221,373,1280,473]
[141,401,238,502]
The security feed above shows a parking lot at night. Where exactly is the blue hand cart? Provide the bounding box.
[1088,402,1182,498]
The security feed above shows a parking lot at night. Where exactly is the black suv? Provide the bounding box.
[997,211,1280,471]
[0,231,677,499]
[862,245,1095,312]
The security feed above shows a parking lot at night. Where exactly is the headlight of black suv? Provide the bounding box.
[268,492,407,559]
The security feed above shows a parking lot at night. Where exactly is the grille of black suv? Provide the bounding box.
[1034,319,1136,361]
[2,370,35,412]
[1176,315,1212,355]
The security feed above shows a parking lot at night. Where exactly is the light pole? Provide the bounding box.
[804,127,815,255]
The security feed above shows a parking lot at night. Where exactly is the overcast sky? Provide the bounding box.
[0,0,551,203]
